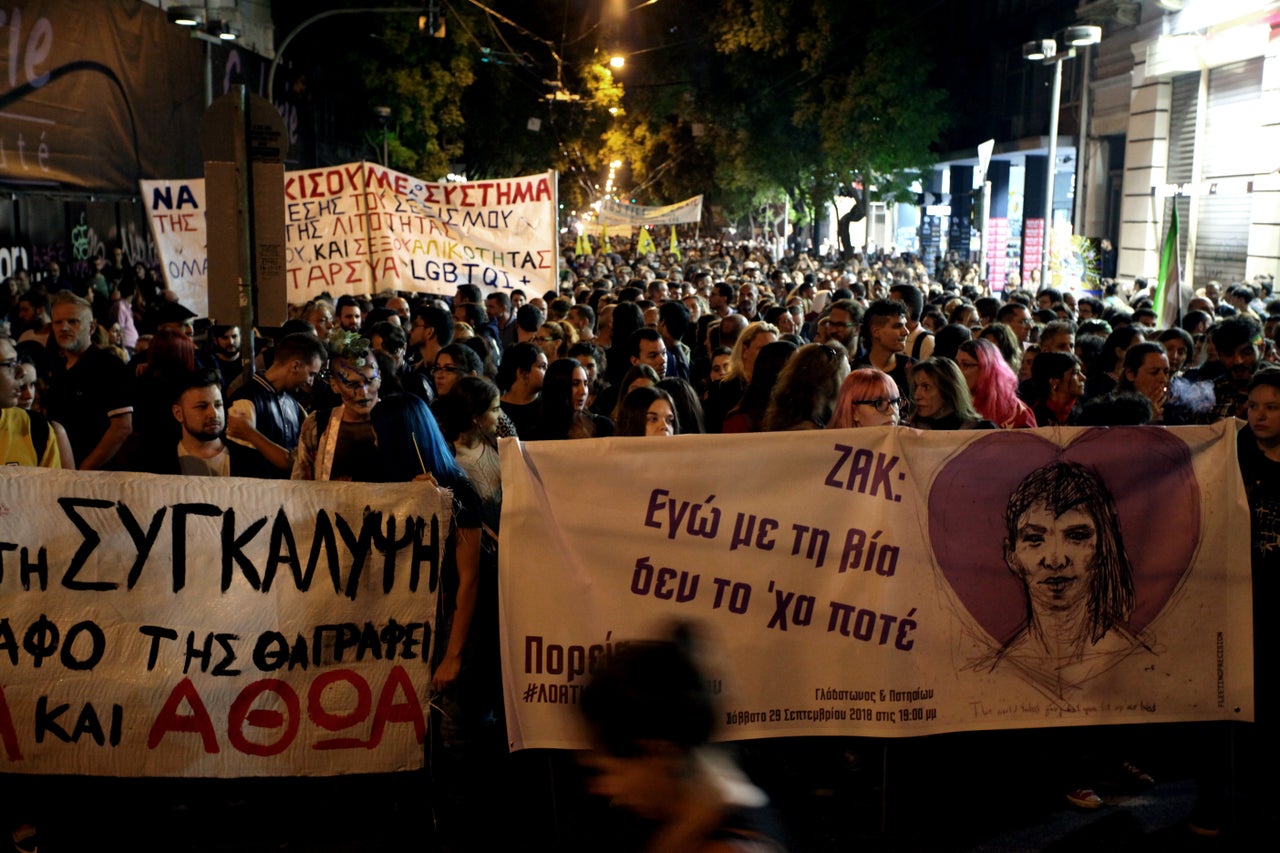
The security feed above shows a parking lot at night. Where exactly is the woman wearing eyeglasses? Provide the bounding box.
[829,368,904,428]
[904,358,995,430]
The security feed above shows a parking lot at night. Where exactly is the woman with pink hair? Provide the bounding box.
[956,339,1037,429]
[828,367,904,429]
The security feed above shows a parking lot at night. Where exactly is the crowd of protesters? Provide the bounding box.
[2,237,1277,849]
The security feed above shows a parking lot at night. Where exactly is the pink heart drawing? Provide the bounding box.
[927,428,1201,646]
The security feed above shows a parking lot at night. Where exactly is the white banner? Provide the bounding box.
[499,423,1253,750]
[0,469,448,777]
[139,179,209,316]
[142,165,558,312]
[594,194,703,226]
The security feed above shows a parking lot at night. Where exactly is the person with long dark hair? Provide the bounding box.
[616,386,679,437]
[539,357,614,440]
[657,377,707,434]
[1027,351,1086,427]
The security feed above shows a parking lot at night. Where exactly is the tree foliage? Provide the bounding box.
[709,0,949,220]
[280,0,949,226]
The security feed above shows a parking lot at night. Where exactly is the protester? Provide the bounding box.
[225,333,327,478]
[763,342,849,431]
[829,367,903,428]
[579,622,789,852]
[1027,351,1086,427]
[616,385,680,437]
[0,336,63,467]
[539,357,614,440]
[956,339,1037,429]
[904,358,993,430]
[41,291,134,469]
[496,342,547,439]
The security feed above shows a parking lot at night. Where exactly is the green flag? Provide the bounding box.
[1155,203,1182,329]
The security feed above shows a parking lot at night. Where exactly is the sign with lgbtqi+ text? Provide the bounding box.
[143,165,558,311]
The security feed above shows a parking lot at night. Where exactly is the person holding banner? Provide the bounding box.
[368,392,491,848]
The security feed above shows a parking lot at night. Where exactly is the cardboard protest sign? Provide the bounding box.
[142,165,558,313]
[499,423,1252,750]
[139,179,208,316]
[0,469,449,777]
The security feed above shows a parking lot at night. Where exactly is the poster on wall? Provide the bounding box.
[499,423,1252,750]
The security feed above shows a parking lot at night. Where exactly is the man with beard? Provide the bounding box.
[1207,314,1271,422]
[208,324,243,393]
[169,369,236,476]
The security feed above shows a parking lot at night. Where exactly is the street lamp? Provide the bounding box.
[1023,24,1101,289]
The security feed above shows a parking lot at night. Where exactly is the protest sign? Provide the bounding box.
[142,165,558,312]
[499,423,1253,750]
[594,194,703,226]
[139,179,208,317]
[0,469,449,777]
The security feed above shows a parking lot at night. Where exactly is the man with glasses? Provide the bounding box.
[0,336,62,467]
[405,304,455,405]
[292,337,383,481]
[820,299,862,353]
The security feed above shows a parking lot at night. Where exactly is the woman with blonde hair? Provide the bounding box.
[726,321,781,386]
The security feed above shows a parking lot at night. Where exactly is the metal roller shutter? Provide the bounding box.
[1197,58,1264,283]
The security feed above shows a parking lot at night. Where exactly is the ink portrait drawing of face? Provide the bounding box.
[927,430,1200,700]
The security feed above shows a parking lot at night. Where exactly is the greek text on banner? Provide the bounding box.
[498,423,1253,750]
[142,164,558,310]
[0,469,449,777]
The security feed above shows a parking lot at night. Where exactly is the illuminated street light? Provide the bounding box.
[1023,24,1101,288]
[609,55,625,69]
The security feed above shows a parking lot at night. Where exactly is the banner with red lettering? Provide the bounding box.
[141,165,558,314]
[0,469,448,777]
[499,423,1253,750]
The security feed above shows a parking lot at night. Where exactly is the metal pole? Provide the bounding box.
[1042,56,1064,291]
[1073,44,1092,237]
